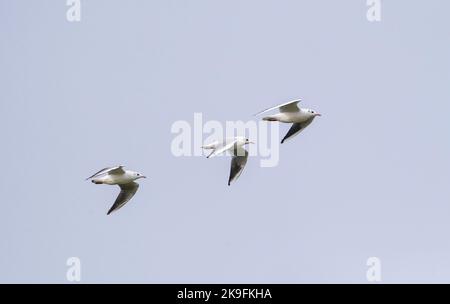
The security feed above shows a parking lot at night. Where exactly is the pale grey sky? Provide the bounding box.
[1,0,450,283]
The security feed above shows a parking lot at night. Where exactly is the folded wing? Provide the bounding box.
[255,99,301,116]
[86,165,125,180]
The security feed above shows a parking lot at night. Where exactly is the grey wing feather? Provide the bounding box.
[108,166,125,175]
[107,182,139,215]
[228,148,249,186]
[281,118,314,144]
[86,165,124,180]
[254,99,301,116]
[85,167,112,180]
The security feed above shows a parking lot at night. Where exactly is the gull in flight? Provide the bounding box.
[255,99,321,144]
[202,137,253,186]
[86,165,146,215]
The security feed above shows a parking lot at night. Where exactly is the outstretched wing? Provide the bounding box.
[86,166,125,180]
[281,118,314,144]
[207,140,238,159]
[228,147,249,186]
[255,99,301,116]
[107,182,140,215]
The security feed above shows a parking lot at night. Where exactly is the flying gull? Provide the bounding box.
[86,165,146,215]
[255,99,321,144]
[202,137,253,186]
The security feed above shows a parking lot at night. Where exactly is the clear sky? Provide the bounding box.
[1,0,450,283]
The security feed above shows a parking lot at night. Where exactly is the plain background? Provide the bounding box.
[0,0,449,283]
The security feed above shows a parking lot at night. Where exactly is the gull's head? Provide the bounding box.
[238,137,254,145]
[245,138,255,145]
[306,109,322,117]
[236,136,254,146]
[133,172,147,180]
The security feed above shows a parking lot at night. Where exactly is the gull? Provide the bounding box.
[202,137,253,186]
[86,165,146,215]
[255,99,321,144]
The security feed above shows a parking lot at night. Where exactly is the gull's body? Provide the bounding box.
[202,137,252,185]
[255,99,321,143]
[86,166,146,215]
[263,110,314,124]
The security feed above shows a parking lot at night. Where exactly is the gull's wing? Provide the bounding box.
[85,165,124,180]
[255,99,301,116]
[281,118,314,144]
[207,140,238,159]
[107,182,139,215]
[108,166,126,175]
[228,147,249,186]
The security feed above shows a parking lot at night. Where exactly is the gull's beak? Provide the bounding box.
[249,141,255,144]
[316,113,322,117]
